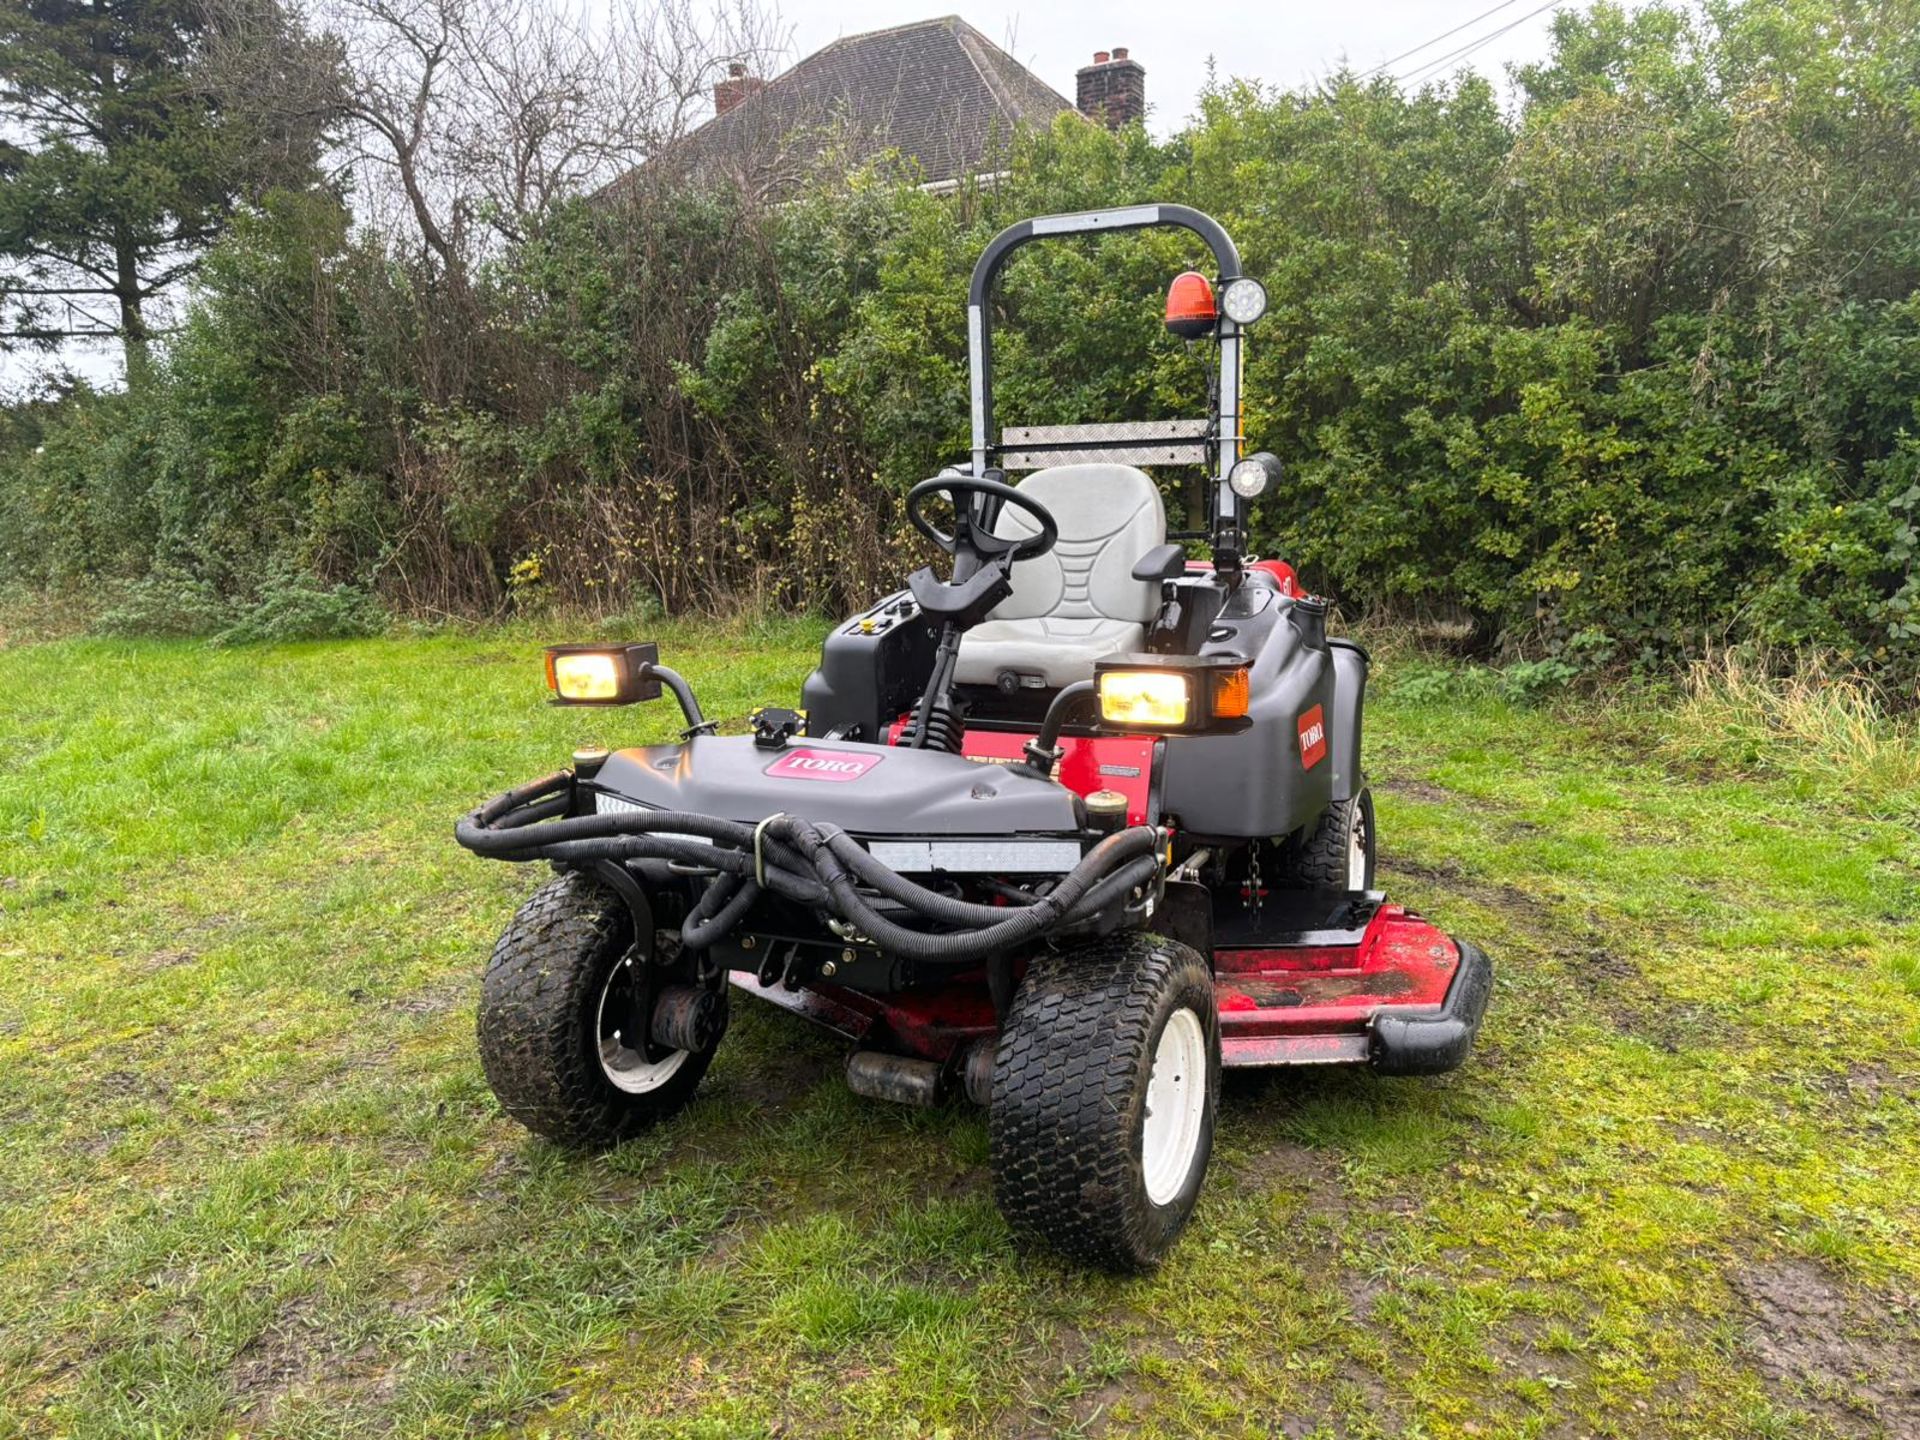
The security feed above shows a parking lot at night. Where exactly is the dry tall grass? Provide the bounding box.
[1663,647,1920,816]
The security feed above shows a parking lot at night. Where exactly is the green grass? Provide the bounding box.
[2,622,1917,1438]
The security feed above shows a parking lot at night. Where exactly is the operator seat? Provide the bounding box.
[954,463,1167,690]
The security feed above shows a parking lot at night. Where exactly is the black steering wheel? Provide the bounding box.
[905,475,1058,564]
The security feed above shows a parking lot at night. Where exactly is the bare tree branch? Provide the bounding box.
[317,0,781,273]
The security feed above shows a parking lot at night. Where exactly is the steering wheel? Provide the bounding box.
[905,475,1058,564]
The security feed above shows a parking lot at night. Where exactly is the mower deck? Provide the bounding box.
[728,889,1490,1079]
[1212,892,1491,1072]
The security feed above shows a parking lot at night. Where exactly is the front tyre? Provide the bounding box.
[478,870,725,1146]
[989,932,1219,1270]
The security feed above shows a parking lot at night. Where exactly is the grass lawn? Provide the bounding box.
[1,620,1917,1439]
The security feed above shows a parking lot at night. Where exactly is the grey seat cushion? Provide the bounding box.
[955,464,1167,689]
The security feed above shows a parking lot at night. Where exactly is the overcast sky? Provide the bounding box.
[5,0,1668,393]
[773,0,1667,136]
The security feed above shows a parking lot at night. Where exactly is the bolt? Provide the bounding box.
[742,935,757,951]
[612,1029,621,1042]
[820,961,837,977]
[841,948,855,964]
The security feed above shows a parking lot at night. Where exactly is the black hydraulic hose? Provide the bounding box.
[493,796,571,829]
[458,804,758,857]
[1074,854,1163,921]
[456,779,1164,961]
[540,836,829,907]
[789,817,1148,939]
[459,794,1147,927]
[774,816,1153,962]
[457,792,831,902]
[823,825,1155,928]
[682,874,762,949]
[473,771,572,824]
[976,876,1044,906]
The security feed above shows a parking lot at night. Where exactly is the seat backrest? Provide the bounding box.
[986,464,1167,625]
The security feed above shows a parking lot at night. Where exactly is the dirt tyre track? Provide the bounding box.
[478,870,723,1145]
[989,931,1219,1271]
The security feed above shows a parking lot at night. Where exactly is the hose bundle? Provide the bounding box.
[456,773,1163,963]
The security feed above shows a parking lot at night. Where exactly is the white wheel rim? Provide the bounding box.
[1347,805,1369,890]
[1142,1007,1208,1206]
[594,954,690,1095]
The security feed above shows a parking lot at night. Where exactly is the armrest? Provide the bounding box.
[1131,544,1188,583]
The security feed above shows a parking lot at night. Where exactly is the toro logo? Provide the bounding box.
[1297,705,1328,770]
[763,747,883,783]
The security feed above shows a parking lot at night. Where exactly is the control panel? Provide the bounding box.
[802,590,938,740]
[844,593,920,638]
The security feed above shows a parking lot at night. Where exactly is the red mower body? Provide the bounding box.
[739,717,1490,1078]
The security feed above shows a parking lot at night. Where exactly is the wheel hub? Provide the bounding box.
[594,948,690,1095]
[1347,814,1367,888]
[1141,1006,1207,1206]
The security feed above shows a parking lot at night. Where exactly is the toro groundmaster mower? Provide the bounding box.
[458,205,1492,1269]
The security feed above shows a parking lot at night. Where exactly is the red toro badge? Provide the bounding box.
[763,748,883,783]
[1297,705,1327,769]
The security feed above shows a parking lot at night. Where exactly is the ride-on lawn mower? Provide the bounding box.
[458,205,1492,1269]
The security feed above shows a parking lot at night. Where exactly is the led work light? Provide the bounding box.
[1095,655,1252,733]
[1220,276,1268,325]
[544,642,662,705]
[1228,451,1284,500]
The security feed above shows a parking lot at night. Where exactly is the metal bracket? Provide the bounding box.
[752,812,786,888]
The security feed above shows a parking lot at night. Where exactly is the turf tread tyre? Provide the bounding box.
[478,870,722,1146]
[1285,786,1375,889]
[989,931,1219,1271]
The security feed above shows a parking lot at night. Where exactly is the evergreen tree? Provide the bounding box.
[0,0,341,382]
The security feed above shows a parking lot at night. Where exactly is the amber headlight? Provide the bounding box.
[1095,656,1251,733]
[543,642,661,705]
[1098,670,1193,728]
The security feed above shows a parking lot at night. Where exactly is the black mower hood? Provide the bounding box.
[586,736,1081,836]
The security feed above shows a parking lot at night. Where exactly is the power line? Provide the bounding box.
[1396,0,1568,86]
[1397,2,1561,86]
[1356,0,1531,79]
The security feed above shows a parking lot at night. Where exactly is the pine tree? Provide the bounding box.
[0,0,341,382]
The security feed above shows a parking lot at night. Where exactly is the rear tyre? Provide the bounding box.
[1283,785,1376,890]
[478,870,725,1146]
[989,932,1219,1271]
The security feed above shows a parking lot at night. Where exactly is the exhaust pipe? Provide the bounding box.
[845,1051,944,1107]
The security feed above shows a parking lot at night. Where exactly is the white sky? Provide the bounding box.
[4,0,1663,394]
[773,0,1664,136]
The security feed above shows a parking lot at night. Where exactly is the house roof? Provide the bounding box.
[646,16,1076,197]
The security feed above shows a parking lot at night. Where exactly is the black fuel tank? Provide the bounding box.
[588,736,1080,836]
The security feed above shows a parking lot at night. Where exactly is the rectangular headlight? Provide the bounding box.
[543,642,661,705]
[1094,655,1252,733]
[1098,669,1192,727]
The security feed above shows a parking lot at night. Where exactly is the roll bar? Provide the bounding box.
[965,204,1251,555]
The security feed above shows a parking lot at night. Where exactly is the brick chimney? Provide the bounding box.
[1077,46,1145,130]
[713,61,764,116]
